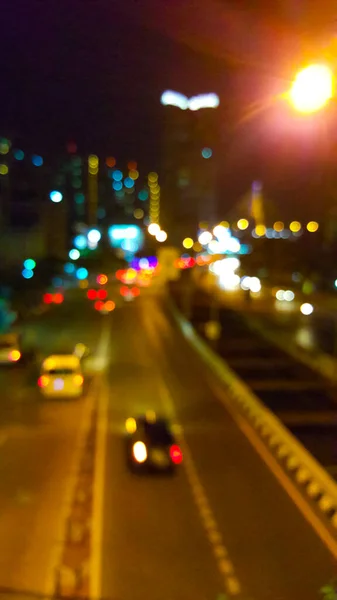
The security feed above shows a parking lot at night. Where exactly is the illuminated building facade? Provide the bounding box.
[160,91,220,243]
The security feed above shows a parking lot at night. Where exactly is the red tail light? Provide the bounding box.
[170,444,183,465]
[38,375,49,388]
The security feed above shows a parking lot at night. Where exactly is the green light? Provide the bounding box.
[23,258,36,270]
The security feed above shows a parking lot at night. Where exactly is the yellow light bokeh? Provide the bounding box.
[0,164,8,175]
[88,154,99,167]
[220,221,229,229]
[237,218,249,230]
[193,241,203,252]
[290,220,301,233]
[134,208,144,219]
[306,220,319,232]
[289,64,334,114]
[129,169,139,180]
[273,221,284,232]
[148,172,158,183]
[183,237,194,249]
[255,224,266,237]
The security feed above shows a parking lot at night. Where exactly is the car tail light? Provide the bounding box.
[73,374,84,386]
[170,444,183,465]
[132,441,147,463]
[38,375,49,388]
[9,350,21,362]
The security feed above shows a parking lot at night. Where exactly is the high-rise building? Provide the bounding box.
[160,91,220,244]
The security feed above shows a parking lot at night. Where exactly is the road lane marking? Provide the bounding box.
[159,382,242,597]
[90,319,111,599]
[90,376,109,600]
[210,380,337,562]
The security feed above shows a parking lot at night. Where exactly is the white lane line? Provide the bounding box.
[159,382,242,597]
[90,375,109,599]
[90,319,111,599]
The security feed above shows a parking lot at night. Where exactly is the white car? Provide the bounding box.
[38,354,83,398]
[0,333,22,365]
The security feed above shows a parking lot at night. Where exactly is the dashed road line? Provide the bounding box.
[159,382,242,597]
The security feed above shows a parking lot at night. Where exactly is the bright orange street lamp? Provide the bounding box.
[289,64,334,114]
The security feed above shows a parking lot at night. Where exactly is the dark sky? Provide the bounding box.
[1,0,337,217]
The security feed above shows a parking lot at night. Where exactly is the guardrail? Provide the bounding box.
[169,299,337,531]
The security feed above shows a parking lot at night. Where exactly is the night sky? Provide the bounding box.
[1,0,337,218]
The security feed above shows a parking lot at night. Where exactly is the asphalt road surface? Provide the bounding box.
[101,293,336,600]
[0,298,105,595]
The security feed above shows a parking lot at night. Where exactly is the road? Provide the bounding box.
[101,293,336,600]
[0,297,105,595]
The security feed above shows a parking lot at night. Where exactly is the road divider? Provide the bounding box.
[169,299,337,540]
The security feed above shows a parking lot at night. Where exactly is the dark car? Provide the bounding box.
[125,414,183,473]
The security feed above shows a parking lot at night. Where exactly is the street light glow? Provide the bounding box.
[198,231,213,245]
[148,223,160,236]
[156,230,167,242]
[290,64,334,114]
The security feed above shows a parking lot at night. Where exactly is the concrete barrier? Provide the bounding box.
[170,300,337,531]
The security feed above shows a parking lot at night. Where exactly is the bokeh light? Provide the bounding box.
[64,262,75,274]
[112,169,123,181]
[74,234,87,250]
[23,258,36,270]
[106,156,116,168]
[49,190,63,203]
[87,229,101,244]
[97,274,108,285]
[13,149,24,161]
[128,160,137,170]
[290,221,301,233]
[156,230,167,242]
[134,208,144,219]
[148,223,160,236]
[307,221,319,232]
[198,231,213,245]
[237,219,249,231]
[124,177,134,188]
[69,249,80,260]
[273,221,284,232]
[182,237,194,249]
[0,164,8,175]
[254,224,266,237]
[148,172,158,183]
[129,169,139,180]
[138,189,148,201]
[300,302,314,316]
[76,267,89,280]
[32,155,43,167]
[22,268,34,279]
[201,147,212,159]
[113,181,123,191]
[0,139,10,154]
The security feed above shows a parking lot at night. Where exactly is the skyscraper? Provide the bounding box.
[160,92,220,244]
